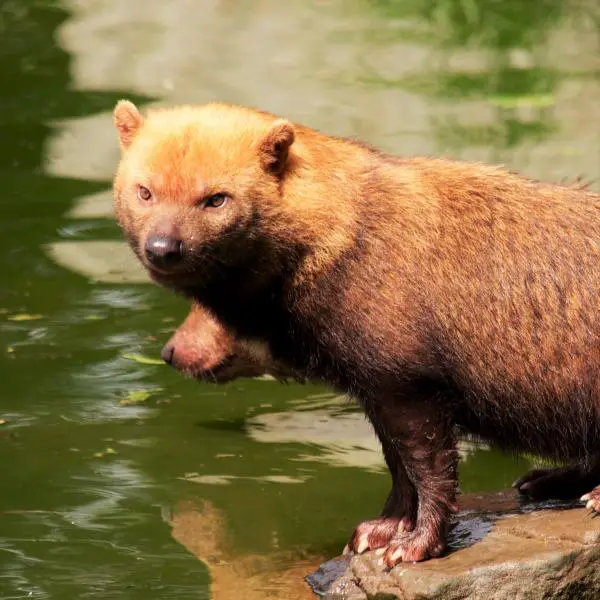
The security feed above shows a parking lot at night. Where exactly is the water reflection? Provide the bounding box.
[171,502,319,600]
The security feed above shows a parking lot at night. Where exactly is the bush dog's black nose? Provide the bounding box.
[145,235,183,270]
[160,344,175,365]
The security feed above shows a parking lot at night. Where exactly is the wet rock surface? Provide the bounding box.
[307,490,600,600]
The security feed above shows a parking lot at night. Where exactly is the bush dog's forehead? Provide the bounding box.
[134,116,284,198]
[140,125,257,174]
[115,102,295,200]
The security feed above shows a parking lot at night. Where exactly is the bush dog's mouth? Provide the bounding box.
[187,356,237,383]
[145,263,192,285]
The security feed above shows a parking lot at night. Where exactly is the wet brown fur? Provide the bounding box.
[113,100,600,565]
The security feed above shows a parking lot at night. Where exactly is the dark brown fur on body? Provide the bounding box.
[113,100,600,565]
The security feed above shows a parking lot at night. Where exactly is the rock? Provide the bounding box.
[307,490,600,600]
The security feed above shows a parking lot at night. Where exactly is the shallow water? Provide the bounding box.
[1,1,599,598]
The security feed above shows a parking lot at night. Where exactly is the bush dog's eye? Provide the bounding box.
[204,193,229,209]
[137,185,152,202]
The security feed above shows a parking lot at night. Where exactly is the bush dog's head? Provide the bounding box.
[112,100,299,295]
[162,302,295,383]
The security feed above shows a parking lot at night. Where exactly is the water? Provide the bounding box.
[1,1,598,598]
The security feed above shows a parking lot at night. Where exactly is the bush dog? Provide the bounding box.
[113,100,600,565]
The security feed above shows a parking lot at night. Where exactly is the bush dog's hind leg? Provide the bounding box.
[515,458,600,502]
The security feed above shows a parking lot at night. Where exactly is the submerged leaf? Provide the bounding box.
[120,387,163,405]
[93,447,119,458]
[7,313,44,322]
[122,352,164,366]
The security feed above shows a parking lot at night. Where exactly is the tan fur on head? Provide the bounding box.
[111,101,363,289]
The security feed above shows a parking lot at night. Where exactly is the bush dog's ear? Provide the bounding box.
[114,100,143,150]
[259,120,295,175]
